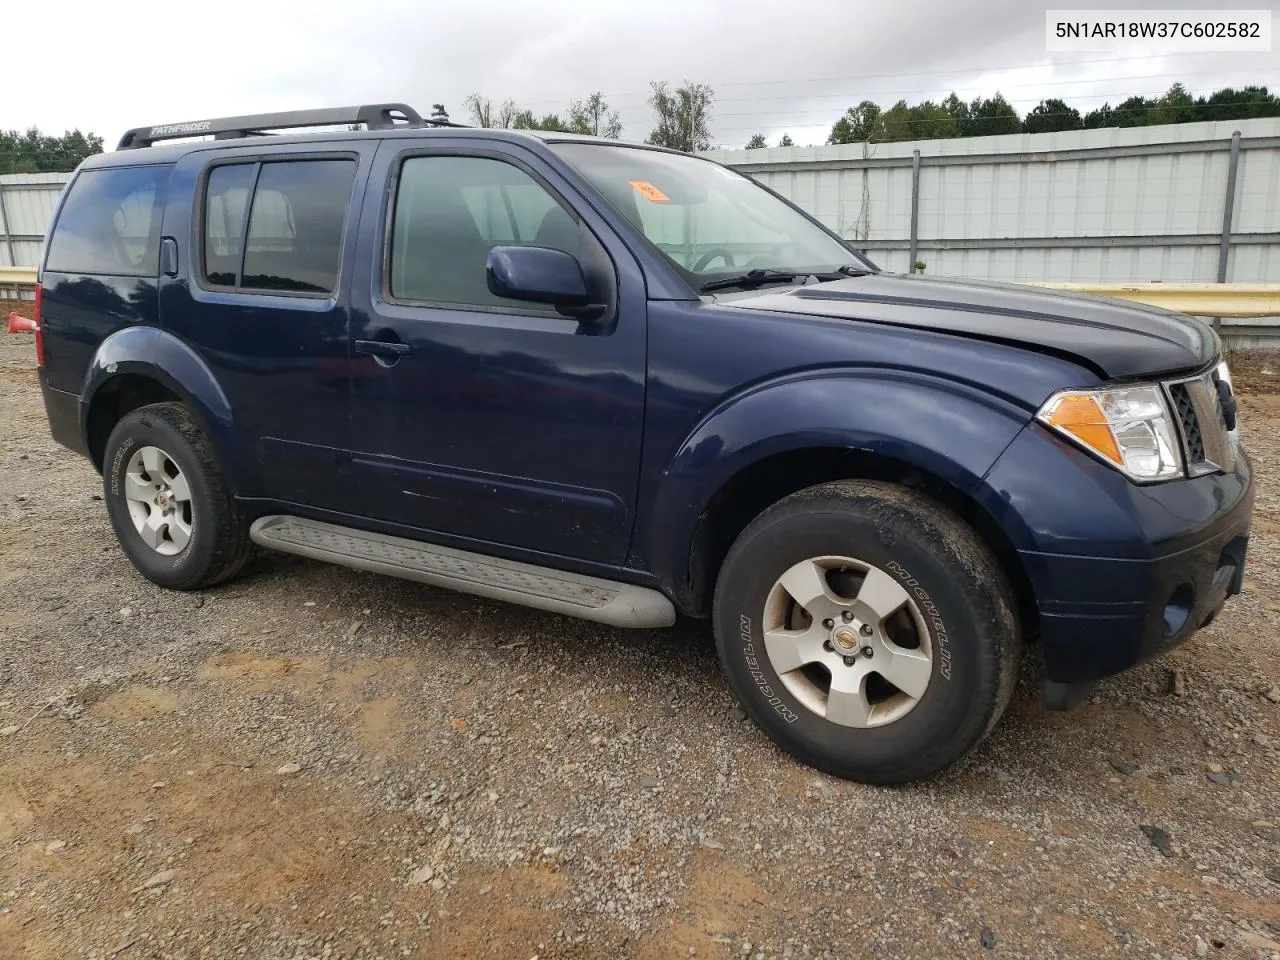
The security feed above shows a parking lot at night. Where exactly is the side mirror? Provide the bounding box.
[486,245,594,312]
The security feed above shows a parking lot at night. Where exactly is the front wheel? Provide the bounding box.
[103,402,252,590]
[712,480,1020,784]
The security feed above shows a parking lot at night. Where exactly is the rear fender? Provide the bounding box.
[81,326,248,490]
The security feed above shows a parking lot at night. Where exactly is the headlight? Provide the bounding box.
[1037,384,1183,482]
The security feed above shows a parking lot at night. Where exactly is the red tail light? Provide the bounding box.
[32,284,44,366]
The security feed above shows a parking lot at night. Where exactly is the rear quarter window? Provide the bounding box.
[45,166,170,277]
[202,159,356,295]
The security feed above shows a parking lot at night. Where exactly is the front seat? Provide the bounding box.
[397,182,494,304]
[532,203,582,257]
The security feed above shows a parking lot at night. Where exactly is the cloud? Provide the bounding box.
[6,0,1276,149]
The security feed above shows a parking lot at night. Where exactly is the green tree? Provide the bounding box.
[879,100,956,141]
[913,100,958,140]
[1196,85,1280,121]
[966,93,1021,137]
[1023,98,1083,133]
[429,104,450,123]
[1149,83,1198,125]
[778,133,794,147]
[512,110,570,132]
[646,81,714,152]
[827,100,883,144]
[942,92,970,136]
[568,92,622,138]
[0,127,103,174]
[822,83,1280,146]
[745,133,767,149]
[878,100,914,140]
[1082,103,1117,128]
[1112,95,1154,126]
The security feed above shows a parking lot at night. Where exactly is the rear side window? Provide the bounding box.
[204,165,254,286]
[45,166,169,276]
[203,159,355,295]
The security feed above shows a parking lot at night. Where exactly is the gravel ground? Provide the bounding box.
[1,328,1278,960]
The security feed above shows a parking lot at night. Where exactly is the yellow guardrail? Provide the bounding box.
[0,266,37,286]
[1031,282,1280,318]
[2,266,1278,317]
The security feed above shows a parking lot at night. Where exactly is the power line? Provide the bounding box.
[662,69,1274,108]
[598,85,1278,140]
[665,51,1268,90]
[510,51,1275,108]
[694,97,1279,137]
[705,93,1275,121]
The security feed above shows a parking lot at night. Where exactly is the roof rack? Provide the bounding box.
[116,102,464,150]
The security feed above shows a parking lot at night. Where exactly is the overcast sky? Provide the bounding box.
[7,0,1278,150]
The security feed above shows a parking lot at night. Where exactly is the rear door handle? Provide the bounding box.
[354,339,411,359]
[160,237,179,277]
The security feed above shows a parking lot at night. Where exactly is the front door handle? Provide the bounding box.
[355,339,411,359]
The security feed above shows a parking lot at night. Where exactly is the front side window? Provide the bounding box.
[45,166,170,276]
[202,159,355,295]
[553,143,869,285]
[389,155,583,310]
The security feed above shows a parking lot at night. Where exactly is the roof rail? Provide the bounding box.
[116,103,464,150]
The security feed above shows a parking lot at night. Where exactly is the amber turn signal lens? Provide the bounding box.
[1041,393,1124,466]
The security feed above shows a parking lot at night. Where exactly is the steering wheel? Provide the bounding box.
[694,248,735,272]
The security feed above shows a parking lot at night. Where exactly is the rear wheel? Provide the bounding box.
[712,480,1020,784]
[103,402,251,590]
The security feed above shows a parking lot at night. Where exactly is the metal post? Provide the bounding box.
[1217,131,1242,283]
[0,185,15,268]
[908,149,921,274]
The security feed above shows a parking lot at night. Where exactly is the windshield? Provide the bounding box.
[552,143,872,287]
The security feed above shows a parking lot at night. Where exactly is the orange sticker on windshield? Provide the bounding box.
[628,180,670,203]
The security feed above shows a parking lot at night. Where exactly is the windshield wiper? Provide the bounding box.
[699,269,801,293]
[701,265,873,293]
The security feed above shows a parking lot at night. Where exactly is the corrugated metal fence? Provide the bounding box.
[4,117,1279,287]
[0,173,67,268]
[704,117,1280,283]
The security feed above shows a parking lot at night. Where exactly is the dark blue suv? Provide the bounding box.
[34,103,1253,783]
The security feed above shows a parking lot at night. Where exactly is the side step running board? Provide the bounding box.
[249,516,676,629]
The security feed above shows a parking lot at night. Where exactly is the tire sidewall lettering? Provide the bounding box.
[738,613,799,724]
[109,437,138,498]
[885,559,951,682]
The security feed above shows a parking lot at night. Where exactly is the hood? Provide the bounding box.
[728,272,1217,380]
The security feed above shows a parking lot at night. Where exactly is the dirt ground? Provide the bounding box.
[1,325,1278,960]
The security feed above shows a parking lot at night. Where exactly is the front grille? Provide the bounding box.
[1167,382,1205,462]
[1164,371,1234,475]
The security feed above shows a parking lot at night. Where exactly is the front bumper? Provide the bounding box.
[982,422,1254,693]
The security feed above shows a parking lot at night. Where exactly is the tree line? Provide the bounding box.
[456,91,623,137]
[435,79,1280,152]
[5,81,1278,173]
[819,82,1280,146]
[0,129,104,174]
[456,83,715,152]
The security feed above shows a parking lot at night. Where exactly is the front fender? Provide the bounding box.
[644,370,1032,602]
[81,326,248,488]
